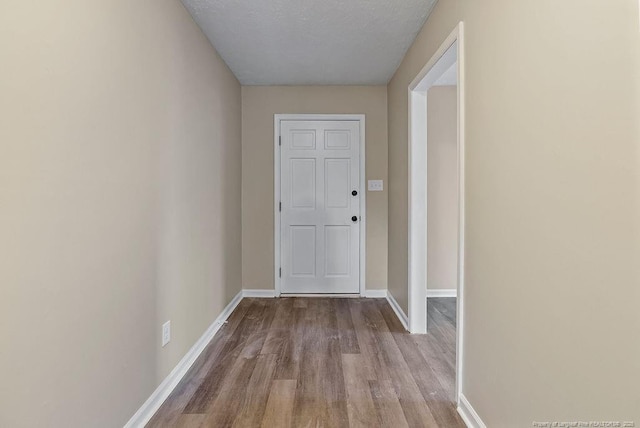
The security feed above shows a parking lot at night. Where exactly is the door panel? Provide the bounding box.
[325,130,351,150]
[325,226,350,277]
[290,130,316,149]
[325,159,350,208]
[280,120,360,294]
[290,226,316,276]
[290,159,316,208]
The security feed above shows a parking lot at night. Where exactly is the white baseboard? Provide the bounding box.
[457,394,486,428]
[386,291,409,331]
[242,289,277,298]
[124,291,244,428]
[427,289,457,298]
[363,289,388,298]
[244,289,389,299]
[280,293,360,298]
[244,290,391,298]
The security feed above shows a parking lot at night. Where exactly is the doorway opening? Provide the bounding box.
[408,22,465,404]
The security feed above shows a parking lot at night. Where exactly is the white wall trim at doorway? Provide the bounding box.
[427,289,457,298]
[407,21,466,404]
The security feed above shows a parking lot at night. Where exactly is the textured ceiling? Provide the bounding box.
[182,0,438,85]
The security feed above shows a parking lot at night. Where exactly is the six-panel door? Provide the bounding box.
[280,120,360,294]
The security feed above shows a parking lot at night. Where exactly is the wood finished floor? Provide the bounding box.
[147,297,463,428]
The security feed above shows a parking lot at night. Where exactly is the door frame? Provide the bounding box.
[407,22,465,400]
[274,114,366,297]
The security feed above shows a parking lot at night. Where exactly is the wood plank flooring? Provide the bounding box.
[147,297,463,428]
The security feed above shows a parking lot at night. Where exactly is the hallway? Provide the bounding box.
[148,297,463,427]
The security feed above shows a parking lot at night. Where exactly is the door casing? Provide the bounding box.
[408,22,465,403]
[274,114,366,297]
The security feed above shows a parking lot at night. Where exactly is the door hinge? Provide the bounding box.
[279,267,282,277]
[279,136,281,146]
[279,201,282,212]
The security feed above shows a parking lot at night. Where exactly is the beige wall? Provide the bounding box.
[0,1,241,427]
[242,86,388,291]
[427,86,458,291]
[388,0,640,426]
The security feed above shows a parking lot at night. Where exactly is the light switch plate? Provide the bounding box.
[162,321,171,347]
[368,180,383,191]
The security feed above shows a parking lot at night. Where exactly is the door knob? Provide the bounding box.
[352,190,358,196]
[351,216,358,222]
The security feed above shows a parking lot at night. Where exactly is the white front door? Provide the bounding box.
[280,120,361,294]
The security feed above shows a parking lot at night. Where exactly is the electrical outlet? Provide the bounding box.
[162,321,171,347]
[368,180,384,191]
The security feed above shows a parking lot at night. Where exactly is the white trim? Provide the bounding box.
[276,290,387,299]
[455,22,467,401]
[242,289,277,298]
[274,114,367,297]
[274,116,281,297]
[386,291,409,332]
[457,394,487,428]
[427,289,457,298]
[408,87,428,334]
[124,291,244,428]
[408,25,462,334]
[364,289,388,298]
[407,22,466,401]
